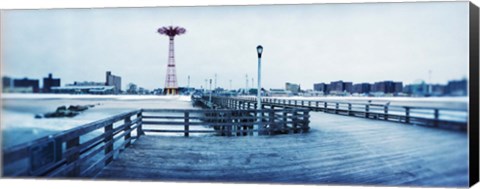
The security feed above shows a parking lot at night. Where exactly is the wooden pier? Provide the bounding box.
[199,96,467,131]
[1,97,468,186]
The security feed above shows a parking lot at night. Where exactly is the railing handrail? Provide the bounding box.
[233,96,467,112]
[141,108,309,113]
[2,109,143,178]
[200,95,466,130]
[3,110,141,154]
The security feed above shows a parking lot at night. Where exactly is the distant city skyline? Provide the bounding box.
[1,2,469,90]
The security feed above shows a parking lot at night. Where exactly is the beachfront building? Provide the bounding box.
[352,83,371,95]
[328,80,353,95]
[371,81,403,96]
[43,73,61,93]
[445,79,467,96]
[285,82,301,95]
[52,81,115,94]
[313,83,329,95]
[2,76,13,91]
[268,89,293,97]
[12,78,40,93]
[106,71,122,94]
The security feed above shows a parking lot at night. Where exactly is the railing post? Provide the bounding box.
[434,109,439,127]
[348,103,352,116]
[301,101,304,106]
[54,137,63,166]
[324,102,327,112]
[316,101,319,109]
[365,104,370,118]
[66,136,80,177]
[405,107,410,124]
[384,106,389,120]
[184,112,190,137]
[136,111,144,136]
[308,101,311,107]
[124,115,132,148]
[227,111,232,136]
[295,100,298,106]
[335,103,339,114]
[104,124,114,165]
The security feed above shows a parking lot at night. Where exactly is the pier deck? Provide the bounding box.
[95,112,468,187]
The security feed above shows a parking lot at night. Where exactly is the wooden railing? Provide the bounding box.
[141,109,309,136]
[205,96,467,130]
[2,110,142,178]
[2,108,309,178]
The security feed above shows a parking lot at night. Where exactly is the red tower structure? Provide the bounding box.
[157,26,186,95]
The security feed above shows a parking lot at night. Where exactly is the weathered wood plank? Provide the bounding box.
[96,112,467,187]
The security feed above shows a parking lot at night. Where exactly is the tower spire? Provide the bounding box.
[157,26,186,95]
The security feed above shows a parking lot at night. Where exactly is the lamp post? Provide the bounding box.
[209,79,212,107]
[204,79,208,92]
[256,45,263,135]
[257,45,263,110]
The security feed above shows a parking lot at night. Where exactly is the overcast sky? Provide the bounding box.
[1,1,469,90]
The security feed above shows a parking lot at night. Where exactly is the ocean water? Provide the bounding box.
[1,94,197,148]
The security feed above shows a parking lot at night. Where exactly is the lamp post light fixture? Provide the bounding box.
[256,45,263,135]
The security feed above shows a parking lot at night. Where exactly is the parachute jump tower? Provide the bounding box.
[157,26,186,95]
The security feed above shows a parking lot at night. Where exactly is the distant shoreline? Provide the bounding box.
[0,93,192,100]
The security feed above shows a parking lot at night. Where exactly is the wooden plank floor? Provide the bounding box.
[95,112,468,187]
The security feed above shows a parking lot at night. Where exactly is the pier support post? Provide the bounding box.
[302,110,310,133]
[292,111,298,133]
[268,110,275,135]
[434,109,439,127]
[324,102,327,112]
